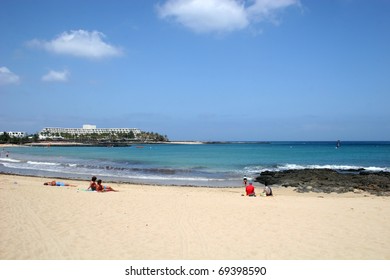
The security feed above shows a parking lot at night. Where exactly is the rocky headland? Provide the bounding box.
[255,169,390,196]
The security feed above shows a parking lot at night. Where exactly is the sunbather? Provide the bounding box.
[43,180,77,187]
[96,179,117,192]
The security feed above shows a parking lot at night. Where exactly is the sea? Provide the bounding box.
[1,141,389,187]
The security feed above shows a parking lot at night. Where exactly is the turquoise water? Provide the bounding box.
[1,141,389,187]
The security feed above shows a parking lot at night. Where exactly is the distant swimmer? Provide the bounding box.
[336,140,341,149]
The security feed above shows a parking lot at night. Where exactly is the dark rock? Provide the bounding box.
[255,169,390,196]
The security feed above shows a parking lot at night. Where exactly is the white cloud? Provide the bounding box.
[0,67,20,85]
[247,0,300,22]
[42,70,69,82]
[29,30,123,59]
[157,0,248,33]
[157,0,300,33]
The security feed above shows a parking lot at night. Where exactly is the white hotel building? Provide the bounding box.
[0,131,27,138]
[39,125,141,139]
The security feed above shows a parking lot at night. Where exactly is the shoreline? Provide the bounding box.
[1,173,390,260]
[1,167,390,192]
[0,172,237,188]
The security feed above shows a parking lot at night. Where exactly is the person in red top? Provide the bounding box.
[245,179,256,196]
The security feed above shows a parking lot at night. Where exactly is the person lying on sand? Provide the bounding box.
[96,179,117,192]
[43,180,77,187]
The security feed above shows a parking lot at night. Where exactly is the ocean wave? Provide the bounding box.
[0,158,227,182]
[0,157,240,186]
[27,161,60,166]
[250,164,390,173]
[281,164,389,172]
[0,158,21,163]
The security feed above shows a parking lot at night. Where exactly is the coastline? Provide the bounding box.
[1,173,389,260]
[0,141,205,148]
[1,141,389,189]
[0,140,271,147]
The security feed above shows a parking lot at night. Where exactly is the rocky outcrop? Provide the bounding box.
[255,169,390,196]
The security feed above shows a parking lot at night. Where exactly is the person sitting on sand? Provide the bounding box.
[96,179,117,192]
[263,185,273,196]
[87,176,97,191]
[245,179,256,197]
[43,180,77,187]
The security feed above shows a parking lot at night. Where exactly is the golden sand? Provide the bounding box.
[1,174,389,260]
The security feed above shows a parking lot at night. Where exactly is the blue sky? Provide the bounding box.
[1,0,389,141]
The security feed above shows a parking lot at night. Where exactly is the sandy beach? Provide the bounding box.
[1,174,389,260]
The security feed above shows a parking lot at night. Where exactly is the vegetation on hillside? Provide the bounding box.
[1,130,169,144]
[0,132,38,144]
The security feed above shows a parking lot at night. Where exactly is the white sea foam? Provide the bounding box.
[244,164,389,174]
[0,158,20,163]
[27,161,60,166]
[365,166,390,172]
